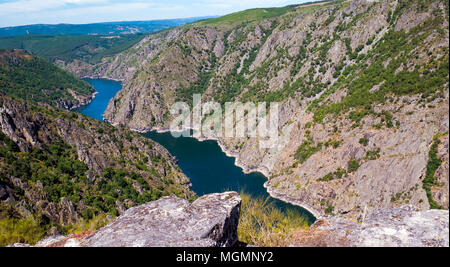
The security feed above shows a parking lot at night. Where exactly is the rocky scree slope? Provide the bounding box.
[0,93,194,243]
[65,0,449,220]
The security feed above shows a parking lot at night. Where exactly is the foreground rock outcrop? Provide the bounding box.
[9,200,448,247]
[10,192,241,247]
[291,205,449,247]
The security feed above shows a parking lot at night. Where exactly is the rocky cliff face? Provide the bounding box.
[63,0,449,221]
[10,192,241,247]
[0,94,195,238]
[61,29,184,83]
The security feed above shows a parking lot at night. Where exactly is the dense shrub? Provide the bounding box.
[422,136,445,209]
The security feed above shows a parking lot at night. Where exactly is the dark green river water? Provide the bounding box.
[77,78,315,223]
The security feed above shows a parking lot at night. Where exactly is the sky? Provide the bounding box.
[0,0,315,28]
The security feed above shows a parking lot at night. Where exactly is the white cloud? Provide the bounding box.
[0,0,109,15]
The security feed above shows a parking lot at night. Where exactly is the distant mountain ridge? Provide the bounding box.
[0,49,94,109]
[0,35,146,64]
[0,17,215,37]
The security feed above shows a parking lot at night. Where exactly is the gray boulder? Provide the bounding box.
[291,205,449,247]
[84,192,241,247]
[24,192,241,247]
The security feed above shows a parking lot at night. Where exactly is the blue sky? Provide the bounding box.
[0,0,314,27]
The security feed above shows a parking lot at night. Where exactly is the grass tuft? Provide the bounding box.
[237,192,309,247]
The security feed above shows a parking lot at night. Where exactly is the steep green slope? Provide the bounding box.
[0,34,145,64]
[0,49,94,109]
[0,94,195,246]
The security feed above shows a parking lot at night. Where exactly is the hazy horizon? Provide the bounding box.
[0,0,317,28]
[0,16,216,29]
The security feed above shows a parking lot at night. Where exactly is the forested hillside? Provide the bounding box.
[0,94,194,246]
[0,49,94,109]
[0,35,145,64]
